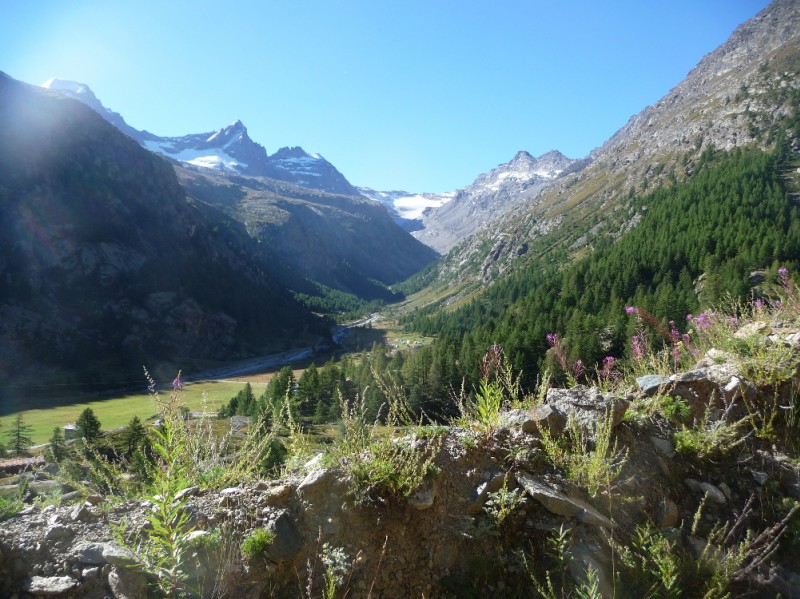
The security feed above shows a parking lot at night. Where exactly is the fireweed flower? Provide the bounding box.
[172,370,183,391]
[632,335,643,359]
[779,267,789,277]
[625,306,637,315]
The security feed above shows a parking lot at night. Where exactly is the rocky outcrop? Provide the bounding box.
[2,360,798,598]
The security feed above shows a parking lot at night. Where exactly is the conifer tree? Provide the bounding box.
[122,416,147,455]
[46,426,68,463]
[75,408,102,445]
[7,414,33,456]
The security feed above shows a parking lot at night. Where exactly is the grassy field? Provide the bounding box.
[0,317,434,448]
[0,380,249,447]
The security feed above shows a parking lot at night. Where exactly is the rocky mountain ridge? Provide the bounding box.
[41,79,361,196]
[411,149,581,253]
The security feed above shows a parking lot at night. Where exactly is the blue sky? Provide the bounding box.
[2,0,770,192]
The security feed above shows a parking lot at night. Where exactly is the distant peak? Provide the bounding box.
[538,149,567,160]
[272,146,320,160]
[511,150,535,162]
[41,78,94,96]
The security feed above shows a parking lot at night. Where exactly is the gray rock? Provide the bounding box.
[531,404,567,436]
[266,511,303,563]
[636,375,671,396]
[101,544,139,568]
[650,436,675,458]
[22,575,78,595]
[70,504,92,522]
[687,481,727,505]
[545,386,629,431]
[734,321,771,339]
[467,471,508,514]
[44,525,74,541]
[408,479,437,511]
[28,480,63,496]
[60,491,83,503]
[73,542,108,565]
[751,470,768,485]
[516,472,612,528]
[174,486,199,502]
[108,565,148,599]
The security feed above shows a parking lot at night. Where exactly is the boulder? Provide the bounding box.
[108,565,148,599]
[545,386,629,431]
[22,575,78,596]
[516,473,612,529]
[636,375,671,396]
[266,510,303,563]
[531,404,568,436]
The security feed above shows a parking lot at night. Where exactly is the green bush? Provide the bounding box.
[241,528,275,560]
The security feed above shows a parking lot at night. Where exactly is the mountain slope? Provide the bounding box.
[41,79,362,196]
[413,0,800,299]
[175,166,439,299]
[411,150,580,253]
[0,73,323,391]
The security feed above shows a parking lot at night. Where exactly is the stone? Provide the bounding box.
[408,479,437,511]
[101,544,139,568]
[650,436,675,459]
[174,486,199,501]
[108,565,148,599]
[545,386,629,432]
[734,321,771,339]
[266,511,304,563]
[73,542,108,565]
[695,482,726,505]
[22,575,78,595]
[531,404,568,436]
[516,472,612,529]
[636,375,671,396]
[467,471,507,515]
[657,498,680,528]
[70,504,92,522]
[44,525,74,541]
[60,491,83,503]
[751,470,768,485]
[303,453,324,470]
[85,494,104,505]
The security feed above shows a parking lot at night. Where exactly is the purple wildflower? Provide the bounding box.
[172,370,183,391]
[632,335,643,360]
[754,298,764,309]
[779,267,789,277]
[625,306,637,315]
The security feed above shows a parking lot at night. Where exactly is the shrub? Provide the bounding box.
[349,433,442,505]
[241,528,275,560]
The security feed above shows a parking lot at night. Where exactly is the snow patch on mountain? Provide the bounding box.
[357,188,455,227]
[143,139,247,171]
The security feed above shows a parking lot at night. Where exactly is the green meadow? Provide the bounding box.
[0,380,252,447]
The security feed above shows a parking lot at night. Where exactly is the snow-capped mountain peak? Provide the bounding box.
[40,78,362,196]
